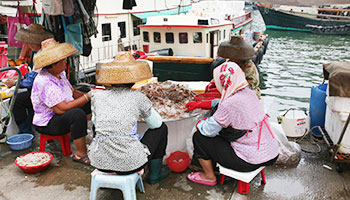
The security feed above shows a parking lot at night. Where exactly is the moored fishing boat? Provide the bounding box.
[257,2,350,35]
[136,1,269,81]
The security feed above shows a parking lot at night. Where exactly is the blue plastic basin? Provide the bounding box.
[6,133,34,150]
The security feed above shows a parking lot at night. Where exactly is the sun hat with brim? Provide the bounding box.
[217,35,255,60]
[14,24,54,45]
[97,52,153,85]
[33,38,78,70]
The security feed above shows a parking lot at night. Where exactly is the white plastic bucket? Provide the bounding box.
[278,109,310,137]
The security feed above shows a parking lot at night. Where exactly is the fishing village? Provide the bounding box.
[0,0,349,199]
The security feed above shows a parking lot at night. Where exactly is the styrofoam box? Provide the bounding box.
[325,105,350,154]
[137,115,199,157]
[326,86,350,113]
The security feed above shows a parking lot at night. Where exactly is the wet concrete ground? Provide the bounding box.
[1,133,350,200]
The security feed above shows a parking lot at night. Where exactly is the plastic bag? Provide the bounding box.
[0,63,29,79]
[270,121,301,166]
[7,5,33,47]
[62,16,83,56]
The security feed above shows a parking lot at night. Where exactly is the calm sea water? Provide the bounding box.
[251,10,350,118]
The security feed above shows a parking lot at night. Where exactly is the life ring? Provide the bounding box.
[252,54,258,66]
[264,7,269,14]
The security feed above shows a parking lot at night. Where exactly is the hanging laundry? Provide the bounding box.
[123,0,137,10]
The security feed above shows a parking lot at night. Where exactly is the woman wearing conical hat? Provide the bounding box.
[216,35,261,98]
[4,24,54,134]
[31,38,91,165]
[88,52,169,185]
[185,35,261,112]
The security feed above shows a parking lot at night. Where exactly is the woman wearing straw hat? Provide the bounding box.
[185,36,261,113]
[31,38,91,165]
[14,24,54,69]
[217,35,261,98]
[4,24,54,134]
[88,52,169,184]
[187,62,278,186]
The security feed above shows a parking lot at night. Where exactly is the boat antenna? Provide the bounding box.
[178,0,183,15]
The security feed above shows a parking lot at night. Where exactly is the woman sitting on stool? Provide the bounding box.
[187,62,279,186]
[88,52,169,184]
[31,38,91,165]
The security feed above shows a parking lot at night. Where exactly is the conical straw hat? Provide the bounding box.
[217,35,255,60]
[33,38,78,70]
[14,24,54,45]
[97,52,153,85]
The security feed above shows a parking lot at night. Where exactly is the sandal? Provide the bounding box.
[72,154,91,166]
[187,172,216,186]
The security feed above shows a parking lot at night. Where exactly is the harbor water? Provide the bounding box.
[252,10,350,119]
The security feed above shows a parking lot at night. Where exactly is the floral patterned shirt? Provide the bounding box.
[88,87,152,172]
[31,69,73,126]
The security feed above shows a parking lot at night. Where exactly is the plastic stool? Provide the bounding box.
[90,172,145,200]
[39,133,72,156]
[217,164,266,195]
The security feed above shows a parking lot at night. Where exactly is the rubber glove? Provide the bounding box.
[185,100,212,112]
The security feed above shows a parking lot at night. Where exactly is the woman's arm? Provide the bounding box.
[52,93,90,114]
[197,117,223,137]
[143,108,162,129]
[72,89,85,99]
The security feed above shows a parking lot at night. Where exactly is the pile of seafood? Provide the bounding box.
[16,153,51,167]
[139,81,196,120]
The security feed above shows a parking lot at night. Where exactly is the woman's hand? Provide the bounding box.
[4,77,16,88]
[52,93,90,114]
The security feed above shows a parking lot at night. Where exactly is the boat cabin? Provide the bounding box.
[139,1,252,59]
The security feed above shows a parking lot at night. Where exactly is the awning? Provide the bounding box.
[251,0,350,6]
[132,5,192,23]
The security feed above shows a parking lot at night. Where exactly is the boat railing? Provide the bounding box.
[231,12,252,28]
[80,38,142,70]
[316,13,350,20]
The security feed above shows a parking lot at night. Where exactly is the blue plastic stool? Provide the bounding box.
[90,172,145,200]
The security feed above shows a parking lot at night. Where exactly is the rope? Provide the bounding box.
[0,94,10,142]
[294,127,322,153]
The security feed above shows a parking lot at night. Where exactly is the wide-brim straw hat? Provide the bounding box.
[97,52,153,85]
[33,38,78,70]
[14,24,54,45]
[217,35,255,60]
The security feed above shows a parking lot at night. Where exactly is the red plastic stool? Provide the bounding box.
[39,133,72,156]
[217,164,266,195]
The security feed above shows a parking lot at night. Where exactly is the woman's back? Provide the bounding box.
[213,87,279,164]
[89,87,152,171]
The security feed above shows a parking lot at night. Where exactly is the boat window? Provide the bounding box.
[166,32,174,43]
[133,19,142,36]
[179,32,188,44]
[102,23,111,42]
[223,30,226,39]
[143,31,149,42]
[206,33,208,43]
[193,32,202,43]
[198,20,209,25]
[218,31,221,41]
[118,22,126,38]
[154,32,161,43]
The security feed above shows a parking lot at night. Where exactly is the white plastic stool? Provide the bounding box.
[90,172,145,200]
[217,164,266,195]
